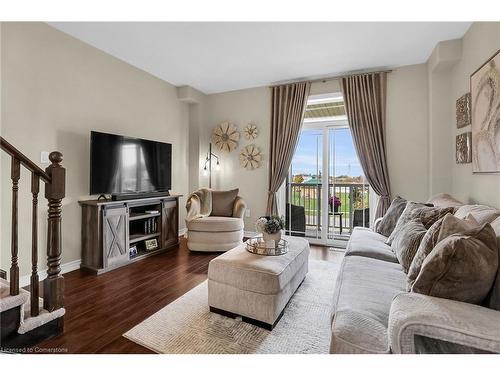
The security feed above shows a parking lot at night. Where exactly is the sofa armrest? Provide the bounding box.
[373,217,383,232]
[185,194,201,221]
[232,196,247,219]
[388,292,500,354]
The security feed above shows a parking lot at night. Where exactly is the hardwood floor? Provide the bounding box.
[36,238,343,354]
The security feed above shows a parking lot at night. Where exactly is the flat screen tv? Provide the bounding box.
[90,131,172,199]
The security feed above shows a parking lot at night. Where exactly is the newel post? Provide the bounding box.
[43,151,65,312]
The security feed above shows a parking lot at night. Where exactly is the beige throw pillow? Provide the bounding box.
[386,202,453,245]
[210,188,239,217]
[411,223,498,304]
[391,219,427,273]
[407,213,479,289]
[376,196,407,237]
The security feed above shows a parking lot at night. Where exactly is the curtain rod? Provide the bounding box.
[268,69,393,88]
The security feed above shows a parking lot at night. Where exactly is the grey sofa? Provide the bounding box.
[330,195,500,354]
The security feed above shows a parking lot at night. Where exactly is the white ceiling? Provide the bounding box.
[49,22,471,94]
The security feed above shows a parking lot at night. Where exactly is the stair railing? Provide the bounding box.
[1,137,65,316]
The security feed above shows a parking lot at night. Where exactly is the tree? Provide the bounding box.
[293,174,304,183]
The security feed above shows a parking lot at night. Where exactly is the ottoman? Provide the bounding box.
[208,236,310,330]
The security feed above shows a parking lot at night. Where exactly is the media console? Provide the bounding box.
[79,195,181,274]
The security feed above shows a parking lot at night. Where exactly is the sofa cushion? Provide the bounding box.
[376,196,407,237]
[407,214,478,289]
[187,216,244,232]
[387,202,454,245]
[411,223,498,304]
[345,227,398,263]
[211,188,239,217]
[391,219,427,273]
[208,236,309,295]
[454,204,500,226]
[426,193,463,208]
[330,256,406,354]
[486,216,500,310]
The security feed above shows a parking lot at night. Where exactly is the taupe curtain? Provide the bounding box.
[266,82,311,215]
[341,73,391,218]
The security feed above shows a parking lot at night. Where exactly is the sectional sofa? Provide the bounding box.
[330,194,500,354]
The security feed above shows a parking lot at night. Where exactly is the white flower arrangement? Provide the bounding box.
[255,217,268,234]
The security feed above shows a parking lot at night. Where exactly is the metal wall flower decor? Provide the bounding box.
[239,144,263,170]
[244,123,258,140]
[212,122,240,152]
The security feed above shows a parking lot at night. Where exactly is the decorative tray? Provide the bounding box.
[245,237,289,256]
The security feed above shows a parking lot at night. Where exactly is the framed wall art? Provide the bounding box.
[470,49,500,173]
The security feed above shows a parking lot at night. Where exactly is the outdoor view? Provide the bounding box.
[287,98,370,240]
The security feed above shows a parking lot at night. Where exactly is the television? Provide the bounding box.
[90,131,172,199]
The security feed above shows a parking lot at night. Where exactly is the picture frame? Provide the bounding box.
[129,245,138,258]
[470,48,500,173]
[145,238,158,251]
[456,132,472,164]
[456,93,471,128]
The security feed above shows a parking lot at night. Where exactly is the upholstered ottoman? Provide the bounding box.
[208,236,309,330]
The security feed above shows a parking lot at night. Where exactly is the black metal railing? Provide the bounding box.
[287,182,370,236]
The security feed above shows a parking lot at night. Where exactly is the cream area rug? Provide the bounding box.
[124,258,342,354]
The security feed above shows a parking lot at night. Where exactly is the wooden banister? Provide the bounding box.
[0,137,51,183]
[1,136,65,318]
[31,173,40,316]
[43,151,65,312]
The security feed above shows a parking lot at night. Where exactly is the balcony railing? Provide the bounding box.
[286,182,370,237]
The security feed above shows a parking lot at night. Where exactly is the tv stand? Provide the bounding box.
[79,194,181,274]
[111,191,170,201]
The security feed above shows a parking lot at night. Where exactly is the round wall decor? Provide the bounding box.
[239,144,263,170]
[212,122,240,152]
[244,123,258,140]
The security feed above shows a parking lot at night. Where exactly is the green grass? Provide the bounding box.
[290,188,369,218]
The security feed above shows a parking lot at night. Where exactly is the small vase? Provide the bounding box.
[262,231,282,248]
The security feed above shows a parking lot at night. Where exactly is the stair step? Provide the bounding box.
[0,278,29,313]
[1,277,65,335]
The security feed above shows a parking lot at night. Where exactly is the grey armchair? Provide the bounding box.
[185,188,246,252]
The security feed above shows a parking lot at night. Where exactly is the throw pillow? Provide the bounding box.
[391,218,427,273]
[485,216,500,311]
[210,188,239,217]
[454,204,500,226]
[386,202,452,245]
[375,196,407,237]
[426,193,463,208]
[407,213,479,290]
[411,223,498,304]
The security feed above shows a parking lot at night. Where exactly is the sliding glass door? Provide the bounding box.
[285,94,370,247]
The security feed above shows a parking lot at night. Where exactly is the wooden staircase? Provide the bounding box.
[0,137,66,349]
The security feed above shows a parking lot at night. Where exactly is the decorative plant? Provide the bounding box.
[255,215,285,234]
[329,196,341,210]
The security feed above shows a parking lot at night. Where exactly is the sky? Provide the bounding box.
[291,127,364,177]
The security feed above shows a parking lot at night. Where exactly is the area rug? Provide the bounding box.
[124,258,342,354]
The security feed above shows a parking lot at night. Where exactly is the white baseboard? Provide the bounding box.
[19,259,81,288]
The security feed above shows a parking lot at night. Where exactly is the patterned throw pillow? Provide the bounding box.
[411,223,498,304]
[376,196,407,237]
[386,202,453,245]
[407,213,479,290]
[391,218,427,273]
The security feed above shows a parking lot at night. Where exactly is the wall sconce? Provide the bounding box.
[204,143,220,188]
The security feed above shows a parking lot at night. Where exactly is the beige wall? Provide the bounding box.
[1,23,190,280]
[386,64,430,202]
[201,65,431,231]
[449,22,500,207]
